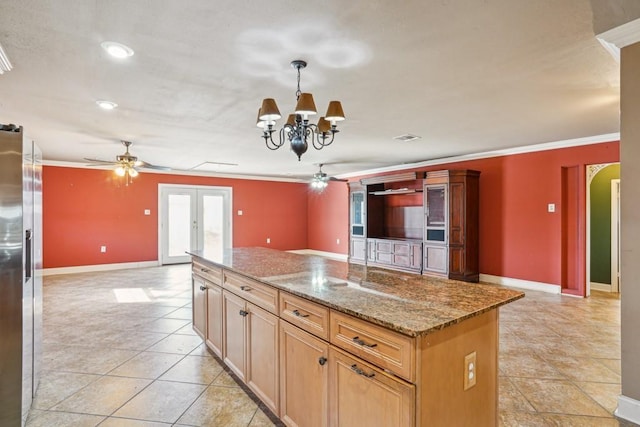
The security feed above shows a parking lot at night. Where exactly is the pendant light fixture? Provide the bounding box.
[257,60,345,161]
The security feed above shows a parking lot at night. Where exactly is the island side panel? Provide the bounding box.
[416,309,498,427]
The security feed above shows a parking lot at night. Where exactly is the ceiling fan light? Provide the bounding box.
[129,168,139,177]
[259,98,281,121]
[295,93,317,116]
[114,166,126,176]
[325,101,345,122]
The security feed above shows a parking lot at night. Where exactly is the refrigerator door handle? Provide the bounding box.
[25,229,32,279]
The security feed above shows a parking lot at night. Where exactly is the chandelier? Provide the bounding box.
[257,60,345,161]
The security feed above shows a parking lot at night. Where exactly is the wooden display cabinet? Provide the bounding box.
[424,170,480,282]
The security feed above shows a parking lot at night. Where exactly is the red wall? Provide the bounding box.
[44,141,620,290]
[307,181,349,254]
[43,167,309,268]
[340,141,620,287]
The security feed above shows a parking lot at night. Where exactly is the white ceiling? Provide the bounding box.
[0,0,621,180]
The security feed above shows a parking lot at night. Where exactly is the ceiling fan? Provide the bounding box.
[310,163,347,191]
[85,140,170,183]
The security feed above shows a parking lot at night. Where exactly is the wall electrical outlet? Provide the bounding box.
[100,246,107,253]
[464,351,477,391]
[548,203,555,213]
[144,209,151,215]
[238,210,243,216]
[266,238,270,244]
[336,238,340,245]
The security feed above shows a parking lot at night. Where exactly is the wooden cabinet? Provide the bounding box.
[193,255,499,427]
[222,290,246,382]
[328,347,415,427]
[424,170,480,282]
[205,283,223,358]
[367,238,422,273]
[192,274,207,339]
[222,289,279,414]
[279,320,329,427]
[348,183,367,264]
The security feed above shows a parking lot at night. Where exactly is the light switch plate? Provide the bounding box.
[548,203,555,213]
[144,209,151,215]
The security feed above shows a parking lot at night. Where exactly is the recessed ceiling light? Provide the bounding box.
[96,100,118,110]
[100,41,134,59]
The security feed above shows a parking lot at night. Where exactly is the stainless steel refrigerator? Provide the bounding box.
[0,124,42,426]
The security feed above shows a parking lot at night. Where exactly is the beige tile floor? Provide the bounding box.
[28,265,637,426]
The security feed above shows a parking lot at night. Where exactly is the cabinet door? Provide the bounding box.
[424,184,447,244]
[246,303,279,415]
[328,348,415,427]
[280,321,329,427]
[350,238,366,262]
[223,290,246,382]
[206,283,223,358]
[192,275,207,339]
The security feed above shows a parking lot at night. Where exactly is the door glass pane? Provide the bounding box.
[426,187,445,226]
[168,194,191,257]
[351,192,364,225]
[202,195,223,259]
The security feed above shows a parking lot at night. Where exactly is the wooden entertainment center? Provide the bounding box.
[349,169,480,282]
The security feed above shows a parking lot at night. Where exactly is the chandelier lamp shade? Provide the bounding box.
[257,60,345,161]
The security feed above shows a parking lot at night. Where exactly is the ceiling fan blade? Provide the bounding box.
[84,157,116,164]
[329,177,348,182]
[137,160,172,171]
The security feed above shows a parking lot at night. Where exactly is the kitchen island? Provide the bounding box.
[189,247,523,427]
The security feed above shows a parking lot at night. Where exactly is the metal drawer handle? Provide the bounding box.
[352,336,378,348]
[199,286,207,291]
[318,357,327,366]
[292,309,309,318]
[351,364,375,378]
[200,268,209,273]
[240,285,252,291]
[239,310,249,317]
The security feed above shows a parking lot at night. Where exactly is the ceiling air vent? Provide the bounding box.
[0,42,12,74]
[393,134,421,142]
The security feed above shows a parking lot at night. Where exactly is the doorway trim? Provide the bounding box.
[158,183,233,265]
[585,163,618,294]
[611,179,620,292]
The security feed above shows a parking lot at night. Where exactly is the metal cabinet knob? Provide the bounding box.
[318,357,327,366]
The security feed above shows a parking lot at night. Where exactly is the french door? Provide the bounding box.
[159,184,232,264]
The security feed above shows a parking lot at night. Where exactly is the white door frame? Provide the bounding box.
[158,183,233,264]
[611,179,621,293]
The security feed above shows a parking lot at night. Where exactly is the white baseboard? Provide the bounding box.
[616,395,640,424]
[43,260,160,276]
[590,282,612,292]
[480,274,561,294]
[287,249,348,262]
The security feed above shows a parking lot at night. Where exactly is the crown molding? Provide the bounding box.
[597,17,640,62]
[43,160,306,183]
[337,132,620,179]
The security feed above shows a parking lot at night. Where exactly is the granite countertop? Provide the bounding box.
[189,247,524,337]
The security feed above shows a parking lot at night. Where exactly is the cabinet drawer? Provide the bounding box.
[223,271,278,314]
[280,292,330,340]
[330,311,415,382]
[192,260,222,285]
